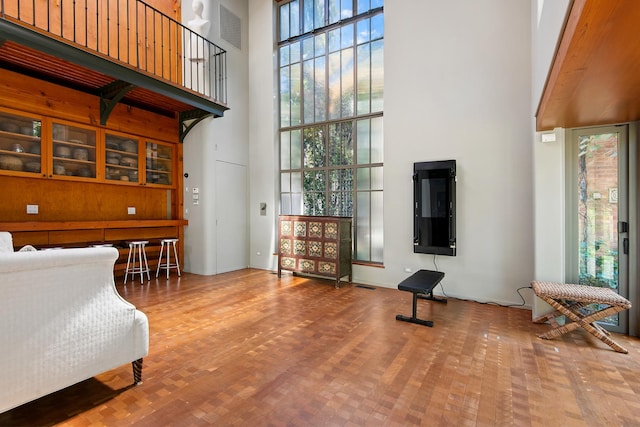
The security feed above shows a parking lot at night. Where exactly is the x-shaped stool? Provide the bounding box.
[531,281,632,353]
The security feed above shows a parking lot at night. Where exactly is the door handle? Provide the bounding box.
[623,238,629,255]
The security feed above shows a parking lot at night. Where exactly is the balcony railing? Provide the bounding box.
[0,0,227,105]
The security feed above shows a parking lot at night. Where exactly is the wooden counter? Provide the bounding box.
[1,220,188,277]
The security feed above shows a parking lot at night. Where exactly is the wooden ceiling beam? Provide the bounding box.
[536,0,640,131]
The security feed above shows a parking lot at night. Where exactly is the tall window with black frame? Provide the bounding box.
[278,0,384,264]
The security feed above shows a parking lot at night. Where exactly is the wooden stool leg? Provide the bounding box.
[537,295,628,353]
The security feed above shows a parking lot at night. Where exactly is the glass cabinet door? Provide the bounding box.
[105,133,140,183]
[145,141,173,186]
[0,111,42,175]
[52,122,97,179]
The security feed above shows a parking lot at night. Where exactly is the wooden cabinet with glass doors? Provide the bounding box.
[105,132,140,184]
[0,110,43,176]
[51,121,97,180]
[145,140,173,186]
[0,111,175,188]
[104,133,175,187]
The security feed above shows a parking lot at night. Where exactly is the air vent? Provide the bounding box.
[220,5,241,50]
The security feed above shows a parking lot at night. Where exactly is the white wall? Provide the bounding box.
[531,0,571,315]
[182,0,250,275]
[380,0,534,305]
[247,0,536,306]
[248,0,279,272]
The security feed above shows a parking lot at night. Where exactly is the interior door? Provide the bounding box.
[215,160,248,274]
[568,126,629,334]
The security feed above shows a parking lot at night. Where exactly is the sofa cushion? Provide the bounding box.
[0,232,13,253]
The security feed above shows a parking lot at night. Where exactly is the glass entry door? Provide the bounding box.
[568,126,628,333]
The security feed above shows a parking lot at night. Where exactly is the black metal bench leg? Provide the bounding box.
[396,292,434,327]
[417,289,448,304]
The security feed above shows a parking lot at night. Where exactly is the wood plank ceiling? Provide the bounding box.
[536,0,640,131]
[0,41,193,118]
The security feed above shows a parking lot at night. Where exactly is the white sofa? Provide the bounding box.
[0,232,149,413]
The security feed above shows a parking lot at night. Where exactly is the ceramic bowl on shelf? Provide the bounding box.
[72,148,89,161]
[120,156,137,167]
[0,122,19,133]
[55,145,71,158]
[24,161,40,173]
[120,140,137,153]
[52,126,66,140]
[12,144,24,153]
[69,133,87,143]
[0,155,23,171]
[106,141,120,150]
[53,162,66,175]
[77,167,92,177]
[106,168,120,179]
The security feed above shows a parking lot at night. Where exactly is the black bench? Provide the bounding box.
[396,269,447,327]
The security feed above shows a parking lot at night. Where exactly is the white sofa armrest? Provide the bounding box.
[0,231,13,253]
[0,247,149,412]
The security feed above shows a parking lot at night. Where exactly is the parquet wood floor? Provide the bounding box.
[2,269,640,426]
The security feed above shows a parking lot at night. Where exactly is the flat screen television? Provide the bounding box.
[413,160,456,256]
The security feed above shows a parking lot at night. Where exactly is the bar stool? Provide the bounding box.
[156,238,181,279]
[124,241,150,284]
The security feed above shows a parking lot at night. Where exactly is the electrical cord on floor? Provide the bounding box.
[432,254,533,308]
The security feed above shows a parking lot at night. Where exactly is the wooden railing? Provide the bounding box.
[0,0,227,104]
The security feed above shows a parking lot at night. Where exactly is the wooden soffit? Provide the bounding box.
[536,0,640,131]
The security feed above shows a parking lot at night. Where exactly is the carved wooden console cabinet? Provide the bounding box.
[277,215,352,288]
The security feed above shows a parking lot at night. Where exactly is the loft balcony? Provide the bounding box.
[0,0,229,139]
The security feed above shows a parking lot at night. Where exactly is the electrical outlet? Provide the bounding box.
[26,204,39,214]
[127,207,136,215]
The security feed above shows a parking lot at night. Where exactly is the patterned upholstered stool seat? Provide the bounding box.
[531,281,632,353]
